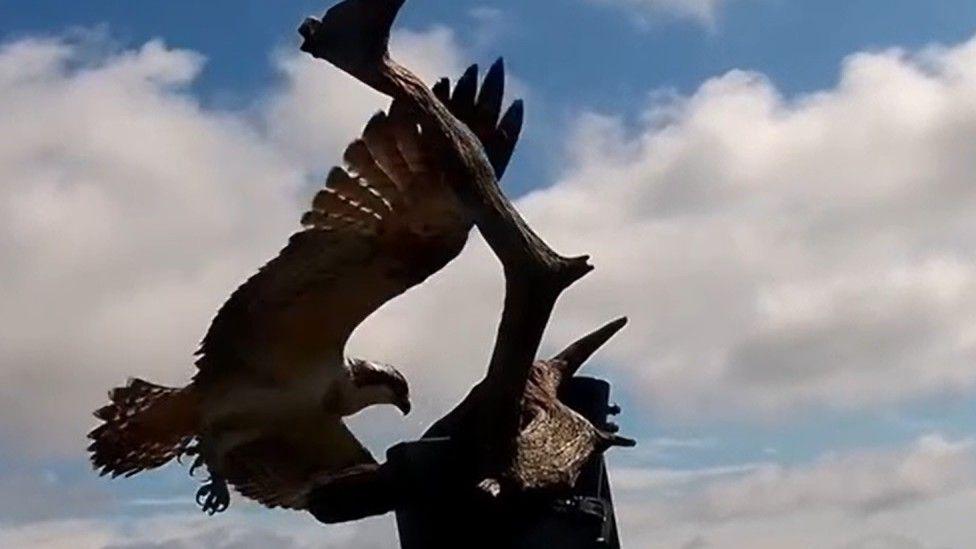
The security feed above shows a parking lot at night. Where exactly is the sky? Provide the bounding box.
[4,0,976,547]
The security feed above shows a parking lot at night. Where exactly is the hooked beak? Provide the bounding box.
[396,398,412,415]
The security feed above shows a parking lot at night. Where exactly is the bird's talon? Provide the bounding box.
[195,476,230,514]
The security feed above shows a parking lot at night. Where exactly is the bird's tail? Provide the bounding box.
[88,378,201,478]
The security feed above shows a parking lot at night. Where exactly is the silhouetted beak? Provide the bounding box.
[396,398,412,415]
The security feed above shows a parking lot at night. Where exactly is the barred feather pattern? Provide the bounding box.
[194,59,524,387]
[216,420,374,511]
[223,440,310,510]
[299,107,430,237]
[88,379,197,478]
[86,62,524,512]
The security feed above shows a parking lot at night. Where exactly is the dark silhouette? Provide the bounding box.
[90,0,634,546]
[300,1,635,546]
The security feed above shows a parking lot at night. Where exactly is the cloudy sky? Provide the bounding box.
[4,0,976,547]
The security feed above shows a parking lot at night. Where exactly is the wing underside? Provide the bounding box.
[196,103,468,385]
[220,419,375,510]
[189,62,524,510]
[194,61,523,387]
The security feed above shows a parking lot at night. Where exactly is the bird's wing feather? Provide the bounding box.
[194,61,523,386]
[220,419,375,510]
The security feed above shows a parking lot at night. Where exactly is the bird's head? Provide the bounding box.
[347,358,411,415]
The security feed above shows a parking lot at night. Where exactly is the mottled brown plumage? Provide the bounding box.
[297,3,634,530]
[195,104,468,389]
[88,61,524,513]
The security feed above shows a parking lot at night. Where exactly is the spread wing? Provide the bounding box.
[220,418,374,510]
[194,61,523,385]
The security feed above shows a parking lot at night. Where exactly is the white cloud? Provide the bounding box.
[0,27,467,457]
[0,469,115,524]
[0,35,298,456]
[615,434,976,548]
[516,37,976,421]
[360,34,976,425]
[16,434,964,549]
[840,534,929,549]
[0,519,115,549]
[10,19,976,549]
[619,436,720,461]
[693,434,976,520]
[611,462,771,491]
[588,0,736,26]
[7,6,976,471]
[0,512,397,549]
[264,26,466,175]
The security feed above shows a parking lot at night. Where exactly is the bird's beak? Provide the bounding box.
[396,398,412,415]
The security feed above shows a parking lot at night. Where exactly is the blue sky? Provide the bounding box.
[5,1,976,547]
[8,0,976,191]
[9,0,976,99]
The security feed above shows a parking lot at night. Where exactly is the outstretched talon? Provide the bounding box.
[181,442,230,514]
[196,475,231,515]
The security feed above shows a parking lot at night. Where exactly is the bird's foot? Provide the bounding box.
[181,443,230,514]
[196,475,230,515]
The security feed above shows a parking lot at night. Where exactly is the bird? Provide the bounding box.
[87,61,523,514]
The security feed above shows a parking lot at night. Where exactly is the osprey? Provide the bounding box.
[88,62,522,513]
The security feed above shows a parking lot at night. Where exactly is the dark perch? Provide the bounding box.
[300,0,635,544]
[391,376,625,548]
